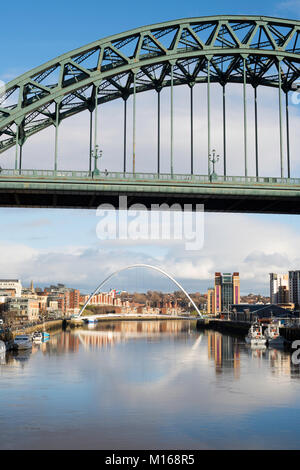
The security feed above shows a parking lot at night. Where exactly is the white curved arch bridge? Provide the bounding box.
[79,264,202,318]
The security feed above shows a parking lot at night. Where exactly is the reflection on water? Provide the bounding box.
[206,330,300,380]
[1,321,300,450]
[208,331,241,378]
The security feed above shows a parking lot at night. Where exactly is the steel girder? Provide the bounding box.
[1,15,300,154]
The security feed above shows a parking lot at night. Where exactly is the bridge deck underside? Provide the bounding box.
[1,177,300,213]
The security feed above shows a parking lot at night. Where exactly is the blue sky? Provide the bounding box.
[1,0,299,81]
[1,0,300,295]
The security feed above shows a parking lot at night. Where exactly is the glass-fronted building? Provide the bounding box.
[214,272,240,313]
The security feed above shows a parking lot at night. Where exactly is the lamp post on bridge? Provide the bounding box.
[92,145,102,177]
[208,149,220,182]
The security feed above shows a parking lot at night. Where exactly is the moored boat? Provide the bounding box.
[86,317,97,324]
[32,331,43,342]
[264,322,287,348]
[245,323,267,346]
[13,334,32,350]
[0,340,6,354]
[265,322,280,341]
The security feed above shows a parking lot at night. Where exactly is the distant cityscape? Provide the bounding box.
[206,271,300,322]
[1,270,300,327]
[0,280,187,326]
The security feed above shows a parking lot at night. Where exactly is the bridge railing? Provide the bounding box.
[0,168,299,185]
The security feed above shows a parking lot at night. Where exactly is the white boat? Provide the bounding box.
[265,322,287,348]
[265,322,280,341]
[86,317,97,324]
[245,323,267,346]
[32,331,43,342]
[13,334,32,350]
[0,340,6,353]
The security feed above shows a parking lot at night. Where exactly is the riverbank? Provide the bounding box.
[9,319,63,337]
[1,319,63,349]
[68,314,196,327]
[196,319,249,336]
[196,318,300,347]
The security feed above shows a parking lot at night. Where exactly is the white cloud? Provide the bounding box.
[0,210,300,295]
[276,1,300,16]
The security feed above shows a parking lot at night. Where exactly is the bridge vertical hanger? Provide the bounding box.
[189,82,195,175]
[54,98,62,172]
[254,86,259,179]
[14,119,25,173]
[19,144,22,174]
[18,122,25,174]
[278,58,284,178]
[94,83,100,163]
[132,70,137,175]
[286,91,291,178]
[242,55,248,178]
[88,90,96,176]
[222,84,226,177]
[170,61,175,178]
[14,123,20,171]
[157,87,161,177]
[207,56,212,176]
[89,111,93,174]
[55,102,58,172]
[123,96,128,174]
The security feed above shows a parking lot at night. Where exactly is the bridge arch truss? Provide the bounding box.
[78,264,203,317]
[1,15,300,178]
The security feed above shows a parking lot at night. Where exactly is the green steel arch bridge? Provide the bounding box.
[1,15,300,213]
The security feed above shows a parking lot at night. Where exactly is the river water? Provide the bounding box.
[0,320,300,449]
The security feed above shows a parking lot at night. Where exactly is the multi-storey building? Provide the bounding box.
[80,292,116,307]
[0,279,22,298]
[214,273,222,313]
[207,288,215,315]
[65,289,80,314]
[214,272,240,313]
[2,298,39,324]
[270,273,289,304]
[278,285,289,304]
[232,272,240,306]
[43,284,80,315]
[288,271,300,306]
